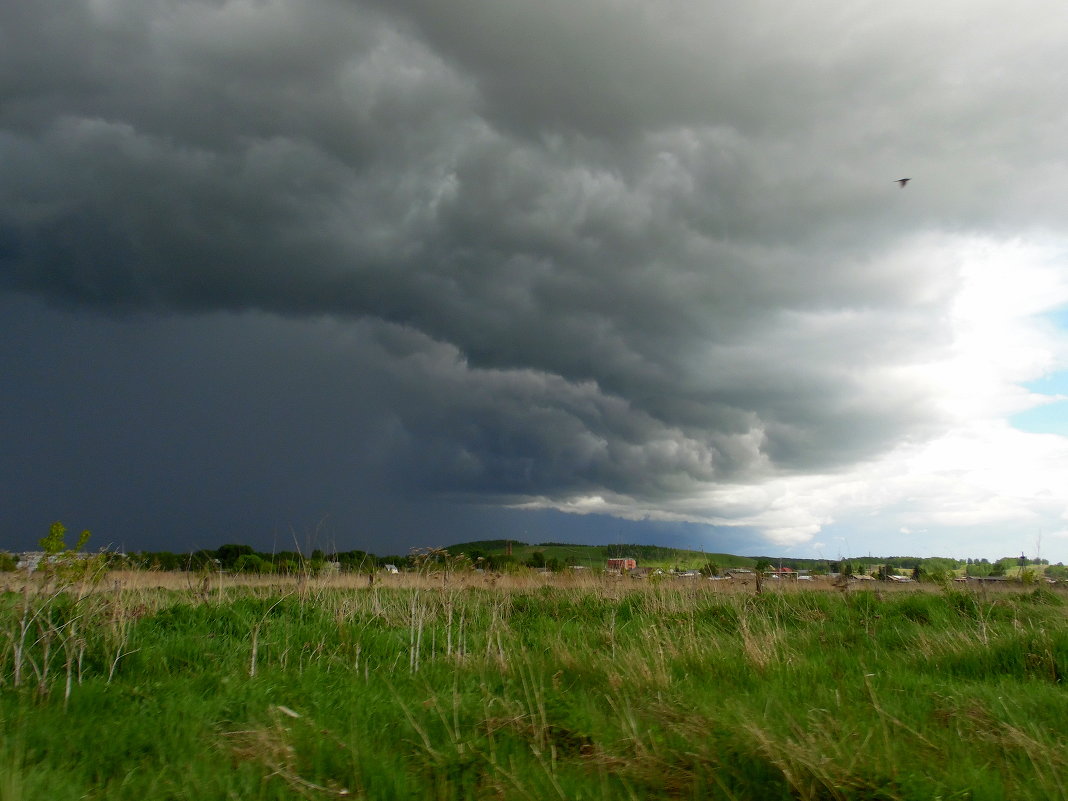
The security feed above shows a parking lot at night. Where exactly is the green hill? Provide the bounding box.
[443,540,758,570]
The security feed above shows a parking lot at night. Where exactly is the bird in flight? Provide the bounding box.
[895,178,911,188]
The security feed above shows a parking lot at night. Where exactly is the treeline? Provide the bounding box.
[437,540,1063,577]
[6,535,1064,580]
[444,545,568,572]
[124,544,405,574]
[963,555,1053,576]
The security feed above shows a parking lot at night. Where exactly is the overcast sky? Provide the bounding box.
[4,0,1068,561]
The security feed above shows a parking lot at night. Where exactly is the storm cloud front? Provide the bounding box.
[4,1,1068,558]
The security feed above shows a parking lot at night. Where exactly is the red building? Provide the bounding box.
[606,558,637,572]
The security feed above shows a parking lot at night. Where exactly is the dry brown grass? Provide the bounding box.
[93,570,841,594]
[4,567,1051,607]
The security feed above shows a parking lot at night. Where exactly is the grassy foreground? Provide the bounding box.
[1,574,1066,800]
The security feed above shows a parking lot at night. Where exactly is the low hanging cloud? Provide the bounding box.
[3,0,1068,551]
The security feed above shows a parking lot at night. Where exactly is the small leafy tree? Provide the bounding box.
[1046,563,1068,581]
[921,564,952,585]
[233,554,273,574]
[966,561,992,577]
[37,521,102,588]
[276,559,299,575]
[525,551,546,569]
[10,522,106,698]
[754,558,771,594]
[40,521,90,558]
[216,544,254,570]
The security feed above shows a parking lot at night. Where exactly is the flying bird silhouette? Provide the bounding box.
[895,178,911,188]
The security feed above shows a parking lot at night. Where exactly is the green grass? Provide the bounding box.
[1,579,1066,800]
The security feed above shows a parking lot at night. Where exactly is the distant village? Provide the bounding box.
[3,545,1064,586]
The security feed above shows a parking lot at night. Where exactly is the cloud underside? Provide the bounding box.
[3,0,1068,545]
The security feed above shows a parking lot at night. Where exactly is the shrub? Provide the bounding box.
[233,554,273,574]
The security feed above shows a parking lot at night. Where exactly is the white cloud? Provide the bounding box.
[670,236,1068,560]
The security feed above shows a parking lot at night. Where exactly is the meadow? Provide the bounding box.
[1,570,1066,800]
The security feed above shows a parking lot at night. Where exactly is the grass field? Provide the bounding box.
[1,571,1066,800]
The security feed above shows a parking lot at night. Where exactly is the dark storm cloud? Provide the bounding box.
[3,0,1067,548]
[0,293,751,550]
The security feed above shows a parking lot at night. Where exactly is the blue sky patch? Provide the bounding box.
[1011,307,1068,434]
[1011,381,1068,435]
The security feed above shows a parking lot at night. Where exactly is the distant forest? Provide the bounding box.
[4,538,1062,580]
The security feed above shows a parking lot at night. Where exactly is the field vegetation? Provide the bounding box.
[9,528,1061,584]
[2,550,1066,801]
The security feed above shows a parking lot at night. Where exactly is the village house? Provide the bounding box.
[765,567,797,579]
[673,570,701,579]
[15,551,95,572]
[627,566,663,579]
[954,575,1008,584]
